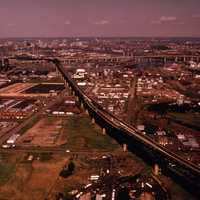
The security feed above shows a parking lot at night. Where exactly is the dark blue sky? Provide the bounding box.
[0,0,200,37]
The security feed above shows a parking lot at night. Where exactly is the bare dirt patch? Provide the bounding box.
[17,117,67,147]
[0,154,68,200]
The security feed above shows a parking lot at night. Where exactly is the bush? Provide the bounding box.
[60,161,75,178]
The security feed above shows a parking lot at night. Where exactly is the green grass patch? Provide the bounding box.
[0,155,16,185]
[0,164,15,184]
[63,115,119,151]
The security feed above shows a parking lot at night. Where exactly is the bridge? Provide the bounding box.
[9,56,200,196]
[7,54,200,66]
[59,54,200,65]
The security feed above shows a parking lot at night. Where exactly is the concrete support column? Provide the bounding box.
[153,164,160,176]
[175,57,178,63]
[85,109,89,115]
[123,143,127,152]
[183,56,186,62]
[55,68,58,76]
[80,102,84,109]
[72,90,75,96]
[76,96,79,102]
[91,118,95,124]
[164,57,167,64]
[102,128,106,135]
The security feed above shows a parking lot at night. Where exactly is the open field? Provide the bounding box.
[63,114,119,151]
[16,114,119,150]
[0,153,68,200]
[23,83,65,94]
[0,83,64,98]
[0,151,144,200]
[0,153,19,185]
[17,117,67,147]
[0,83,36,94]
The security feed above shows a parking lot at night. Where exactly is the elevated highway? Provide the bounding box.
[8,54,200,66]
[58,54,200,64]
[52,58,200,196]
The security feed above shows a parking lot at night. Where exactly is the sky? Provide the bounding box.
[0,0,200,37]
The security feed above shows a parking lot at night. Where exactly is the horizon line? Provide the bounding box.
[1,36,200,39]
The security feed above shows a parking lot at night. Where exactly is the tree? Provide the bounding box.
[59,161,75,178]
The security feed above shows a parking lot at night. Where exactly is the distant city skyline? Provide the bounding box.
[0,0,200,38]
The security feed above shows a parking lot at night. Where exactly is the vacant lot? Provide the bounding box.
[0,153,19,186]
[17,117,67,147]
[0,82,60,97]
[0,83,36,94]
[0,153,68,200]
[23,83,65,94]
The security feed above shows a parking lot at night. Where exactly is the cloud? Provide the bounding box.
[160,16,177,22]
[172,21,185,25]
[151,20,162,25]
[64,20,71,25]
[7,23,16,27]
[94,20,109,25]
[151,16,181,25]
[192,14,200,18]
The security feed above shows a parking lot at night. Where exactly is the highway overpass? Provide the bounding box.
[7,54,200,66]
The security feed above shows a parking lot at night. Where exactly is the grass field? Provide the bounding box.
[63,115,119,151]
[0,154,18,185]
[0,163,16,185]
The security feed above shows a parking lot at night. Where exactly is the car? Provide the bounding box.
[2,144,11,149]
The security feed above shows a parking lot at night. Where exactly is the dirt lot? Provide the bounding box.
[24,83,65,94]
[0,83,58,98]
[17,117,67,147]
[0,153,68,200]
[0,83,36,94]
